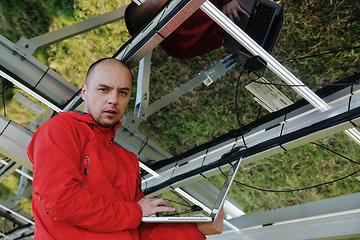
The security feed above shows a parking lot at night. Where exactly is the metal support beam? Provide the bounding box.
[114,0,207,68]
[1,225,35,240]
[0,199,34,226]
[134,51,152,120]
[208,193,360,240]
[28,6,127,51]
[0,159,20,183]
[0,35,78,110]
[0,115,33,171]
[16,167,30,199]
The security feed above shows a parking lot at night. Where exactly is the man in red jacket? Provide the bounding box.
[125,0,249,58]
[28,58,223,239]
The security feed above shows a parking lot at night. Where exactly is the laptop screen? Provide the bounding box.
[143,158,242,222]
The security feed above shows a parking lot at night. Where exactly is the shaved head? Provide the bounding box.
[85,58,132,86]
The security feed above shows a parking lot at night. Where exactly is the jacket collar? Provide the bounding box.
[68,110,122,133]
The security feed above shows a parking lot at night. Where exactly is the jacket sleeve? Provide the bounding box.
[28,116,143,232]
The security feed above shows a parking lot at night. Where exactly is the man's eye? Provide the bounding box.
[99,88,107,92]
[120,91,128,96]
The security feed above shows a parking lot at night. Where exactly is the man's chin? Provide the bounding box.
[98,119,119,128]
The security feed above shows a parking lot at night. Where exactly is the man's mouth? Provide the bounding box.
[104,109,118,115]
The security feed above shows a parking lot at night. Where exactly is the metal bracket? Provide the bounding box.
[203,54,237,86]
[134,51,152,119]
[14,37,38,58]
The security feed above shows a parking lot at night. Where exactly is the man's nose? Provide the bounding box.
[107,92,118,105]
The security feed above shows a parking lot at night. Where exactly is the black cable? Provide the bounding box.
[162,198,191,208]
[200,149,208,179]
[280,45,360,64]
[160,205,203,217]
[138,137,149,156]
[219,164,360,193]
[249,71,360,87]
[2,92,5,118]
[161,191,203,216]
[2,80,7,117]
[252,80,359,88]
[221,141,360,193]
[235,67,246,129]
[311,142,360,165]
[171,189,192,207]
[235,68,250,149]
[235,169,360,193]
[255,104,262,121]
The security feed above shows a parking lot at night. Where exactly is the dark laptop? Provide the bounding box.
[223,0,284,56]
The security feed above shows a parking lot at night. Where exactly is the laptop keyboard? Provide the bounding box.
[245,1,276,46]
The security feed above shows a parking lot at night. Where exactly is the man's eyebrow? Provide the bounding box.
[97,83,110,88]
[120,87,131,91]
[96,84,130,91]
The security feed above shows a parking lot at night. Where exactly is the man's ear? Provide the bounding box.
[81,83,87,101]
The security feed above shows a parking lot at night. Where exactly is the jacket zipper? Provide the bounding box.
[84,155,89,187]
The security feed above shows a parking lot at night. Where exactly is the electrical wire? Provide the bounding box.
[252,79,360,88]
[159,191,203,216]
[171,189,192,207]
[311,142,360,165]
[1,80,9,117]
[249,71,360,88]
[235,67,246,129]
[280,45,360,64]
[137,136,149,156]
[159,206,203,217]
[235,67,251,148]
[219,141,360,193]
[237,169,360,193]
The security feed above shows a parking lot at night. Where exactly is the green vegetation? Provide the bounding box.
[0,0,359,236]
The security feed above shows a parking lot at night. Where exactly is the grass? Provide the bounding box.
[231,132,360,213]
[0,0,359,236]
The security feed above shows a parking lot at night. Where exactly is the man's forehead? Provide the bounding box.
[87,62,132,87]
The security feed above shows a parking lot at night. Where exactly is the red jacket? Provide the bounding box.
[28,111,205,240]
[125,0,227,59]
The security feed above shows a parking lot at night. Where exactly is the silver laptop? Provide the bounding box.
[142,158,242,223]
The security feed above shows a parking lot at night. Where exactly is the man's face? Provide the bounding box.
[81,62,132,128]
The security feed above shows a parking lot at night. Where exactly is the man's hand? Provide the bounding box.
[221,0,249,25]
[138,198,176,217]
[196,206,224,235]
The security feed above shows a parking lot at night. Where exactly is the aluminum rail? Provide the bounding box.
[29,6,127,50]
[208,193,360,240]
[113,0,207,68]
[0,35,78,110]
[0,115,33,171]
